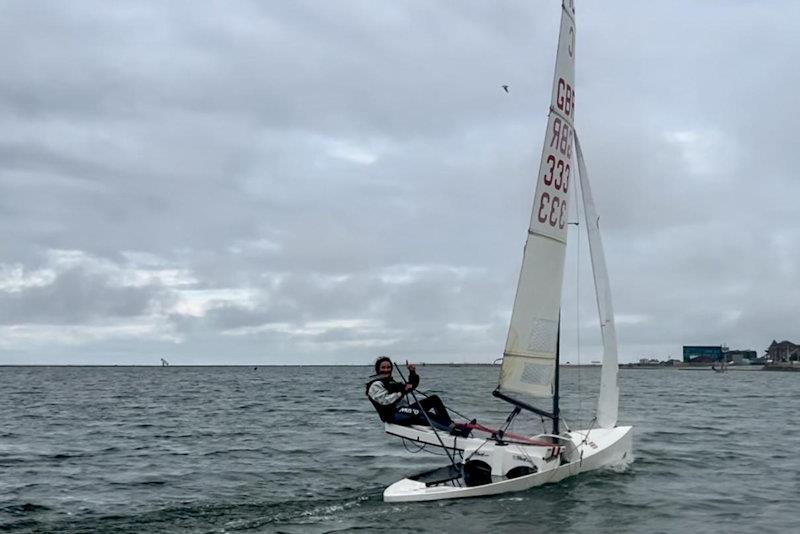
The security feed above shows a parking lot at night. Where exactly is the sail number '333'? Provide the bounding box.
[536,77,574,231]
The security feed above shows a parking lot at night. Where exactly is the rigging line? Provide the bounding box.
[572,416,597,470]
[402,438,453,457]
[402,438,426,454]
[514,440,538,472]
[500,406,521,436]
[579,416,598,446]
[462,437,491,463]
[559,415,573,433]
[572,417,596,470]
[574,148,583,427]
[393,362,460,471]
[406,387,474,423]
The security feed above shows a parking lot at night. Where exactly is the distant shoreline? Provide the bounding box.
[2,363,793,371]
[0,363,603,368]
[0,363,502,368]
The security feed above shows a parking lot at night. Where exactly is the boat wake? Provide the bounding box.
[607,453,635,472]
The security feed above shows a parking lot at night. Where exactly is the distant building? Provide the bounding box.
[725,350,757,365]
[683,345,723,363]
[766,340,800,362]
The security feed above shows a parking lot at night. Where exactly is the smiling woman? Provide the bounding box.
[365,356,469,435]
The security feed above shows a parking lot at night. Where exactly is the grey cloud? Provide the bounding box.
[0,268,162,325]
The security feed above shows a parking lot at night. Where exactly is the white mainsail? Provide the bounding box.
[575,133,619,428]
[499,0,576,398]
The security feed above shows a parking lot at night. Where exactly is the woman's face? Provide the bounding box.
[378,360,393,375]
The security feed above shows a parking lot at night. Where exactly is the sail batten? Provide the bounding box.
[548,106,574,128]
[498,0,576,399]
[528,227,568,244]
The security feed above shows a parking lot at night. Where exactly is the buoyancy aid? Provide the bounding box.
[365,371,419,421]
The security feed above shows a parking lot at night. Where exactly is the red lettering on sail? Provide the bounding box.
[536,189,568,230]
[554,160,564,190]
[544,155,556,186]
[570,87,574,117]
[549,196,560,226]
[565,85,573,116]
[550,119,562,151]
[559,123,570,154]
[550,118,572,158]
[545,159,570,194]
[537,192,551,224]
[565,132,573,159]
[556,78,573,117]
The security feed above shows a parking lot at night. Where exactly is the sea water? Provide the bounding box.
[1,365,797,533]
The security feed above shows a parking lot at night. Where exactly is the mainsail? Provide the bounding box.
[575,133,619,428]
[499,0,576,398]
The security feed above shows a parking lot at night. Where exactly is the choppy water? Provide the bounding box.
[1,365,797,533]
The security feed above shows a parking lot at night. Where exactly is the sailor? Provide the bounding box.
[366,356,470,436]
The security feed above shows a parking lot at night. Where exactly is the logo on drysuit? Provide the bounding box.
[397,406,438,416]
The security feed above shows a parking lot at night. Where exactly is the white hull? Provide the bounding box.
[384,425,633,502]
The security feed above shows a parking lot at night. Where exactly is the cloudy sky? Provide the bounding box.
[1,1,798,365]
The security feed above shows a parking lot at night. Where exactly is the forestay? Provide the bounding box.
[499,0,576,398]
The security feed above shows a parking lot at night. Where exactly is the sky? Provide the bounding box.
[1,0,798,365]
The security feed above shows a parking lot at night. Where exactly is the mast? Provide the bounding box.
[553,319,560,434]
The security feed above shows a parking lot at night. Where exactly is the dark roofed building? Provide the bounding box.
[766,340,800,362]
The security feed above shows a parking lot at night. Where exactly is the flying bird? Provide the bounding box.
[501,84,509,93]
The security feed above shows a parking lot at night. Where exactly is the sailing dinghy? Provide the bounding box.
[382,0,633,502]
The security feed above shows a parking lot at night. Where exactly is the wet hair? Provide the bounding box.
[374,356,392,374]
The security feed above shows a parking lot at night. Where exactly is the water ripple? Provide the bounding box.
[0,366,797,533]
